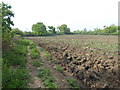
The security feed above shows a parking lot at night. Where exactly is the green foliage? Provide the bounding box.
[1,2,14,32]
[2,39,30,88]
[23,31,34,36]
[55,65,63,72]
[11,44,27,56]
[57,24,71,34]
[44,51,56,62]
[38,68,57,88]
[11,28,23,37]
[43,80,57,88]
[15,39,30,46]
[30,44,40,59]
[72,24,118,35]
[50,58,56,63]
[38,69,51,77]
[30,49,40,59]
[32,22,48,35]
[29,42,36,49]
[1,2,14,44]
[44,51,52,59]
[101,24,118,34]
[2,65,29,88]
[48,26,56,34]
[3,45,27,67]
[29,41,40,59]
[67,78,79,88]
[32,60,41,67]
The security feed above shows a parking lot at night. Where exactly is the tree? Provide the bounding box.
[98,25,118,35]
[1,2,14,34]
[57,24,71,34]
[1,2,14,49]
[93,28,101,35]
[32,22,48,35]
[11,28,23,36]
[48,26,56,34]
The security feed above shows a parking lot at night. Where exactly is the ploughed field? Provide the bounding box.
[25,35,119,88]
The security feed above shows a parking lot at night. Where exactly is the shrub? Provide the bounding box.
[11,44,27,56]
[2,65,29,88]
[15,39,30,46]
[29,43,36,49]
[3,49,27,67]
[30,52,40,59]
[30,48,40,59]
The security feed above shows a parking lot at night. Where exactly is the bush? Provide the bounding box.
[3,51,27,67]
[29,43,36,49]
[43,80,57,88]
[29,42,40,59]
[30,48,40,59]
[3,42,28,67]
[15,39,30,46]
[2,39,30,88]
[2,65,29,88]
[11,44,27,56]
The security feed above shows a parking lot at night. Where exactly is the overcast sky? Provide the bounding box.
[2,0,119,32]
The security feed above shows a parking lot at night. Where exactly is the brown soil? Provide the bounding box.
[25,35,119,88]
[37,46,84,88]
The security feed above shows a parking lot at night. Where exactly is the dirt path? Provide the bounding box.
[39,50,71,88]
[26,47,45,88]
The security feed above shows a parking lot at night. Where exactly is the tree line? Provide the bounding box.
[30,22,71,36]
[1,2,119,48]
[73,25,118,35]
[23,23,118,36]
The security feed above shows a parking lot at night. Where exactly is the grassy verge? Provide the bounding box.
[2,39,30,88]
[2,65,30,88]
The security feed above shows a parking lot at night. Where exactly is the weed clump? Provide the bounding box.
[38,68,57,88]
[32,60,41,67]
[29,43,40,59]
[67,78,79,88]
